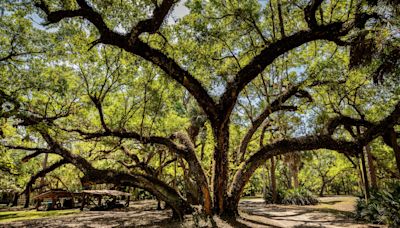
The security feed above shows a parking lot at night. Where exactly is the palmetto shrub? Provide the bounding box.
[281,188,319,205]
[355,182,400,227]
[264,187,318,205]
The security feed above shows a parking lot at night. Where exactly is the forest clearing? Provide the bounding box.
[1,0,399,227]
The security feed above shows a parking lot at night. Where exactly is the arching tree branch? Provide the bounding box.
[238,84,302,162]
[23,158,68,195]
[22,128,194,217]
[35,0,218,121]
[228,101,400,208]
[219,13,377,122]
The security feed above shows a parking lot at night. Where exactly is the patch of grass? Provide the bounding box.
[0,209,79,223]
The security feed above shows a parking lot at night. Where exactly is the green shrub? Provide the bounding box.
[355,182,400,227]
[263,187,318,205]
[281,188,319,205]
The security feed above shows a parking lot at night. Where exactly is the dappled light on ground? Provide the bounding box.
[239,197,375,228]
[0,196,387,227]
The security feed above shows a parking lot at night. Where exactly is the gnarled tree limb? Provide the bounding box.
[237,84,302,162]
[35,0,218,121]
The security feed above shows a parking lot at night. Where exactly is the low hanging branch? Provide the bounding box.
[228,135,360,206]
[227,101,400,207]
[22,158,68,195]
[2,76,212,215]
[14,128,194,218]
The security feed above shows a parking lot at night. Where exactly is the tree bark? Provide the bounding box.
[365,144,377,189]
[270,156,277,203]
[212,121,230,214]
[360,151,370,200]
[289,153,300,189]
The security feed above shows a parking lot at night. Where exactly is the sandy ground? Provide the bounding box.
[237,196,381,228]
[0,196,386,228]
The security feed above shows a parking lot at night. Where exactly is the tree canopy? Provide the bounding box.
[0,0,399,219]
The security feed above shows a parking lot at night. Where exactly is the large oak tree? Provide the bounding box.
[1,0,399,219]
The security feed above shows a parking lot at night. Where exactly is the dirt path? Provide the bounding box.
[237,196,378,228]
[0,196,384,227]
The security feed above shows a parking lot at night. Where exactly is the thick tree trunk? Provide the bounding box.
[212,122,230,214]
[183,154,211,215]
[365,144,377,189]
[293,174,299,189]
[180,159,201,205]
[286,153,301,189]
[171,132,212,214]
[221,197,239,218]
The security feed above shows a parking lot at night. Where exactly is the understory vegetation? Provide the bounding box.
[263,187,318,205]
[281,188,319,205]
[355,182,400,227]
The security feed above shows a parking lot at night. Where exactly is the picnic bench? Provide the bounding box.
[34,190,82,211]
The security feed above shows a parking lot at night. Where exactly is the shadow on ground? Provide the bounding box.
[0,197,385,227]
